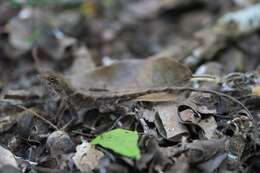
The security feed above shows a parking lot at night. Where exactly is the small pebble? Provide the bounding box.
[46,131,75,156]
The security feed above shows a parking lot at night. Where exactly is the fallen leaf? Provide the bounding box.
[177,104,217,139]
[73,140,104,172]
[68,57,192,93]
[154,103,189,142]
[186,138,226,163]
[197,116,218,139]
[197,153,227,173]
[0,145,18,169]
[91,128,141,159]
[134,92,177,102]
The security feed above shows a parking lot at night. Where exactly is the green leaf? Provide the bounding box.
[91,128,141,159]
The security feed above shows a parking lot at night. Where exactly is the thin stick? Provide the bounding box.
[192,74,218,80]
[17,104,59,130]
[107,114,134,131]
[0,100,58,130]
[191,75,219,82]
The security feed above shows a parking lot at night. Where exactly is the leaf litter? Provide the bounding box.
[0,1,260,173]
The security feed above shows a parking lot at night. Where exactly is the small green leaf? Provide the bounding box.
[91,128,141,159]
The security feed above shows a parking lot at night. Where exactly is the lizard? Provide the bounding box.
[39,71,253,119]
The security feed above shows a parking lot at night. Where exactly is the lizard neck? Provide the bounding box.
[40,71,75,99]
[54,77,75,98]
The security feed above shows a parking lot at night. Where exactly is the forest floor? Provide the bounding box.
[0,1,260,173]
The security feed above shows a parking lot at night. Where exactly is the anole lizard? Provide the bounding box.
[39,71,253,119]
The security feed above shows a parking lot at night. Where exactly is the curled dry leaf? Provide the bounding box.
[68,57,192,93]
[197,116,218,139]
[73,140,104,172]
[154,103,189,142]
[177,103,217,139]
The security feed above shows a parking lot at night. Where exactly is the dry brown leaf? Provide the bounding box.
[134,92,177,102]
[154,103,189,142]
[68,57,192,93]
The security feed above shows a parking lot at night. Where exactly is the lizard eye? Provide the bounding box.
[48,77,56,83]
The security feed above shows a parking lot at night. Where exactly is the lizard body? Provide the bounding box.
[39,71,253,119]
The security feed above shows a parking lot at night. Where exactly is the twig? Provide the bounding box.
[191,74,219,82]
[71,130,95,137]
[0,100,58,130]
[17,104,59,130]
[107,114,134,131]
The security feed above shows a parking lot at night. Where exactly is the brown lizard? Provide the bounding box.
[39,71,253,119]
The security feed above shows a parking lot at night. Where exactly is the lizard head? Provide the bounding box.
[39,71,74,97]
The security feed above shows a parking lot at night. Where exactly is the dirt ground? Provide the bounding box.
[0,1,260,173]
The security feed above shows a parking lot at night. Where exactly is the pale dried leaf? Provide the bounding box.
[154,103,189,141]
[72,140,103,172]
[198,116,218,139]
[0,145,18,168]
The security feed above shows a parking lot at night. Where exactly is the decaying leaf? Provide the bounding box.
[91,128,141,159]
[186,138,227,163]
[226,134,247,159]
[154,103,189,142]
[134,92,177,102]
[197,116,218,139]
[197,153,227,173]
[73,140,104,172]
[0,145,18,169]
[177,104,218,139]
[141,108,156,123]
[68,57,192,92]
